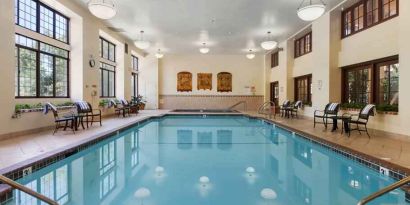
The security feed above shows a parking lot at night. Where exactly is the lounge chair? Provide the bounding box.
[290,101,303,118]
[44,102,75,134]
[347,104,376,137]
[314,103,340,128]
[110,99,130,117]
[75,101,102,128]
[280,100,291,117]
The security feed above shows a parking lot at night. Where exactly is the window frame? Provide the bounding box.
[100,62,116,98]
[341,0,399,38]
[15,0,70,44]
[341,55,399,106]
[294,74,312,105]
[271,51,279,68]
[100,37,116,62]
[15,34,70,98]
[294,32,312,58]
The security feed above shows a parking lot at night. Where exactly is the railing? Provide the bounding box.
[357,176,410,205]
[227,101,247,111]
[258,101,276,119]
[0,175,59,205]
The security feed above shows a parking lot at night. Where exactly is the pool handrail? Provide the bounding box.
[227,101,247,111]
[258,101,276,119]
[0,174,59,205]
[357,176,410,205]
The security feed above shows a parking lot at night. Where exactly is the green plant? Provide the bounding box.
[376,104,398,112]
[56,101,74,107]
[99,99,110,107]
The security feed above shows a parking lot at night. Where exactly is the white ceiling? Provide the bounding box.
[75,0,343,54]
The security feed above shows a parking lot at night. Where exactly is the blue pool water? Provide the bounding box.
[8,116,407,205]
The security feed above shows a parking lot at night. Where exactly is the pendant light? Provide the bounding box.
[88,0,117,20]
[297,0,326,21]
[199,43,210,54]
[260,31,278,51]
[246,50,255,59]
[134,31,151,50]
[155,49,164,59]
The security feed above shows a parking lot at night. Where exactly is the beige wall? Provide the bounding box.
[0,0,158,136]
[264,2,410,136]
[159,54,265,96]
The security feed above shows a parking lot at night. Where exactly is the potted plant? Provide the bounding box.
[133,95,147,110]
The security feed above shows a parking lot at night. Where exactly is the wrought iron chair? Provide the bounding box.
[347,104,376,138]
[44,102,75,134]
[314,103,340,128]
[75,101,102,128]
[290,101,303,118]
[110,99,130,117]
[279,100,291,117]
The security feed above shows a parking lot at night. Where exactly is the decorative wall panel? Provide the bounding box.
[197,73,212,90]
[177,71,192,92]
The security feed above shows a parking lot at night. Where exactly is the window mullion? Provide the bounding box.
[53,56,56,97]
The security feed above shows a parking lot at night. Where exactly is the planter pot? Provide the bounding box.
[376,111,398,115]
[138,103,146,110]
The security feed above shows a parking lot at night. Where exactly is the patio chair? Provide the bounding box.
[44,102,75,134]
[110,99,130,117]
[279,100,291,117]
[314,103,340,128]
[347,104,376,138]
[75,101,102,128]
[290,101,303,118]
[121,99,139,115]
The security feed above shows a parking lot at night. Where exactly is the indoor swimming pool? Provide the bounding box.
[6,115,407,205]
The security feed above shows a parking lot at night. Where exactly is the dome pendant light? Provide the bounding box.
[134,31,151,50]
[260,31,278,51]
[88,0,117,20]
[246,50,255,59]
[199,43,210,54]
[297,0,326,21]
[155,49,164,59]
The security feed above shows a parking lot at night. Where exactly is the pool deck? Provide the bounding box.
[0,109,409,176]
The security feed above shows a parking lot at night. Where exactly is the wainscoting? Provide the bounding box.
[159,95,264,111]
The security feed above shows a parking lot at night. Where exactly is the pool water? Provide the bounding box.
[9,116,407,205]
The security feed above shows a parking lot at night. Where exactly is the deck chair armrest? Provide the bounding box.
[314,110,324,115]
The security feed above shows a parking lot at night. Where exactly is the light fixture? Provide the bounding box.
[199,176,210,187]
[199,43,210,54]
[246,167,256,176]
[134,31,151,50]
[260,32,278,50]
[155,49,164,59]
[297,0,326,21]
[260,188,277,200]
[246,50,255,59]
[88,0,117,20]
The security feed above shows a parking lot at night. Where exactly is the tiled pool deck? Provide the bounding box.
[1,109,409,177]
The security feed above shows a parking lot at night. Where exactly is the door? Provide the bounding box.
[270,82,279,106]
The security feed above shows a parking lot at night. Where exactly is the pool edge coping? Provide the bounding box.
[0,112,409,202]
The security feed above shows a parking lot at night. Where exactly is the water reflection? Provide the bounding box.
[10,116,406,205]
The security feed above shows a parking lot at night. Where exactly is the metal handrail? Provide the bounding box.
[357,176,410,205]
[0,175,59,205]
[258,101,276,119]
[227,101,247,111]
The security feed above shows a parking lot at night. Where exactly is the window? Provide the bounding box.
[294,32,312,58]
[377,60,399,105]
[15,0,69,43]
[294,74,312,105]
[342,56,399,107]
[15,34,69,98]
[271,51,279,68]
[342,0,398,38]
[344,66,372,104]
[131,55,139,97]
[100,38,116,62]
[100,63,115,97]
[99,141,116,200]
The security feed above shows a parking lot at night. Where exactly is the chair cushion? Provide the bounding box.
[76,101,91,111]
